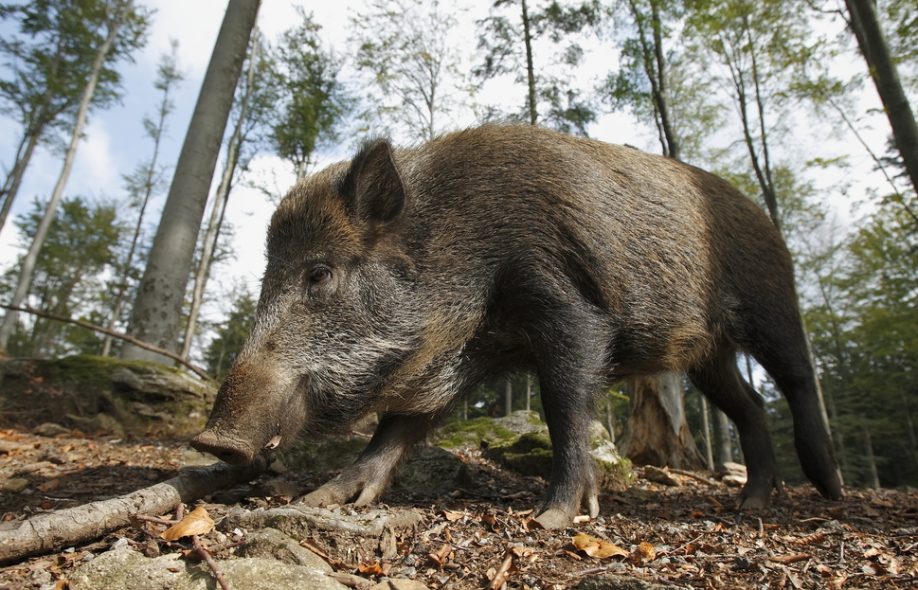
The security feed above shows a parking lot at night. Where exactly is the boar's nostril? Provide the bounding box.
[190,431,256,465]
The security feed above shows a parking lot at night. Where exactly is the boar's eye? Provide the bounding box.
[308,265,333,287]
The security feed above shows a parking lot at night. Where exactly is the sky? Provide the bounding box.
[0,0,902,357]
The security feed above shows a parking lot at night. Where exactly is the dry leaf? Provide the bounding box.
[37,479,60,493]
[443,509,465,522]
[633,541,656,562]
[160,506,215,541]
[769,553,811,565]
[572,533,628,559]
[357,560,385,575]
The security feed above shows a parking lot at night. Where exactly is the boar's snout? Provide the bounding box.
[190,429,258,465]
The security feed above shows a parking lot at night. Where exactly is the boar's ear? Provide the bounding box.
[339,139,405,224]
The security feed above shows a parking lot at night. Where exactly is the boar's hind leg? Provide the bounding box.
[301,413,433,508]
[749,335,843,501]
[531,312,605,530]
[689,349,780,509]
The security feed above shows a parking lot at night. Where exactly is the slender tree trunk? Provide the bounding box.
[504,375,513,417]
[901,392,918,470]
[525,373,532,412]
[521,0,537,125]
[181,37,259,360]
[700,395,714,471]
[605,395,615,444]
[844,0,918,195]
[0,129,43,236]
[712,408,733,469]
[0,19,121,351]
[121,0,260,362]
[862,427,880,490]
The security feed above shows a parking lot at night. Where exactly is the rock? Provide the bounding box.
[235,527,332,571]
[371,579,431,590]
[223,505,424,539]
[69,546,350,590]
[721,462,747,487]
[643,466,681,486]
[32,423,70,437]
[0,356,215,439]
[591,441,635,491]
[1,477,29,493]
[0,439,27,454]
[575,574,686,590]
[589,419,612,444]
[494,411,547,437]
[429,416,521,450]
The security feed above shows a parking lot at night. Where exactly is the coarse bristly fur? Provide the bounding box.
[191,124,842,528]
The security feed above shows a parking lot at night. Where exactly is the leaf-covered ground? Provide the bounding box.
[1,426,916,589]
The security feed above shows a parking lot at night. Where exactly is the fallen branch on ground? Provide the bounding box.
[0,456,267,565]
[0,303,212,380]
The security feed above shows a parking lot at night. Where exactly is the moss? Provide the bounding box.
[430,417,518,449]
[486,431,554,479]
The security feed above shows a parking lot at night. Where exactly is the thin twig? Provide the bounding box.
[133,514,178,526]
[193,535,232,590]
[0,303,212,380]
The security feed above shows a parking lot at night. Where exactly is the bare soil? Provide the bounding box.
[1,427,916,589]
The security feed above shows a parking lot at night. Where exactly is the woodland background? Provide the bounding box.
[0,0,915,492]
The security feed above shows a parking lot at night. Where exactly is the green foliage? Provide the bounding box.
[0,0,150,147]
[475,0,602,135]
[350,0,467,141]
[1,196,124,356]
[268,9,348,179]
[204,287,257,380]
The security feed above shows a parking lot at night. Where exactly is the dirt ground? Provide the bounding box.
[1,426,916,589]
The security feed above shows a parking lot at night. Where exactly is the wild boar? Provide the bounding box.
[191,124,842,528]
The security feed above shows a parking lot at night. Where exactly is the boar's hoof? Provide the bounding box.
[190,430,257,465]
[737,478,779,511]
[299,478,369,507]
[534,508,575,530]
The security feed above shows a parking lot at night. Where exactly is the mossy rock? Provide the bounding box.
[430,416,519,449]
[0,355,215,439]
[486,431,554,478]
[486,430,634,491]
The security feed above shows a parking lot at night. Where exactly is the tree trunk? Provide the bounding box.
[521,0,537,125]
[0,17,121,351]
[525,373,532,412]
[0,129,42,236]
[121,0,260,362]
[181,36,259,360]
[605,395,615,444]
[504,375,513,417]
[700,395,714,471]
[712,408,733,469]
[844,0,918,196]
[625,372,703,468]
[862,427,880,491]
[101,67,177,357]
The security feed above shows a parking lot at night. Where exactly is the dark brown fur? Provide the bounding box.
[192,125,842,528]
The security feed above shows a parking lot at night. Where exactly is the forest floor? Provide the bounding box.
[0,426,916,590]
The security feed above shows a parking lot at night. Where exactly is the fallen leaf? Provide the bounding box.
[769,553,811,565]
[633,541,656,562]
[357,560,385,575]
[37,478,60,493]
[443,509,465,522]
[572,533,628,559]
[160,506,215,541]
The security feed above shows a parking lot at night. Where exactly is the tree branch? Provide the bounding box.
[0,303,212,380]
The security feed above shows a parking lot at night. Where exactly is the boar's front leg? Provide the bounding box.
[301,413,433,507]
[530,309,607,529]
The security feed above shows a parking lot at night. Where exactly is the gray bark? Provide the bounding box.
[862,427,880,491]
[121,0,260,362]
[844,0,918,196]
[181,37,260,360]
[700,395,714,471]
[504,375,513,417]
[713,408,733,469]
[521,0,537,125]
[0,17,121,350]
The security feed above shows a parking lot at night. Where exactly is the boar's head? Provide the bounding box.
[191,140,420,464]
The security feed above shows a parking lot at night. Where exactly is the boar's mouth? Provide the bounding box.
[190,429,260,465]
